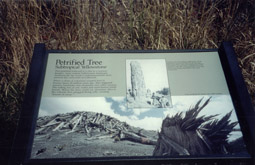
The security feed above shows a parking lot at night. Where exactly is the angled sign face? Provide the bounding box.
[11,43,255,165]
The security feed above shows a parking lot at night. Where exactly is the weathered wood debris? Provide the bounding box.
[153,97,247,156]
[35,111,157,145]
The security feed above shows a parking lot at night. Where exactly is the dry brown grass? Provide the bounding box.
[0,0,254,161]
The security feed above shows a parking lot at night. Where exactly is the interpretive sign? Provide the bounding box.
[11,42,255,164]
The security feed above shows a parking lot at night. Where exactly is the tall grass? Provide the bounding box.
[0,0,254,161]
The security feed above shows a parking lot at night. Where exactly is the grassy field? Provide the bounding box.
[0,0,254,163]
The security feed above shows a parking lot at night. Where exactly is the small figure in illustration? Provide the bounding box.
[159,96,168,108]
[151,93,156,105]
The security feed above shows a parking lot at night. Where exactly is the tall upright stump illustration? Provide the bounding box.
[127,59,172,108]
[130,61,146,100]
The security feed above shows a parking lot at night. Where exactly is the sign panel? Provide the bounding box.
[32,51,247,158]
[11,43,255,164]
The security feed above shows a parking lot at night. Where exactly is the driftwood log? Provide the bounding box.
[120,131,157,145]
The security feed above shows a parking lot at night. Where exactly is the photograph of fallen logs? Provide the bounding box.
[31,111,158,158]
[31,97,249,159]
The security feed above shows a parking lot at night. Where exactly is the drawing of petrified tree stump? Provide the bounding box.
[130,61,146,100]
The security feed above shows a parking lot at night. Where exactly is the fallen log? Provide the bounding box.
[35,125,54,135]
[43,117,60,127]
[53,122,65,131]
[35,127,47,134]
[72,113,84,131]
[42,120,60,128]
[86,134,112,141]
[120,131,157,145]
[84,125,92,133]
[35,120,61,134]
[108,120,113,130]
[63,114,80,128]
[92,113,102,123]
[130,129,147,138]
[97,115,105,124]
[65,130,77,135]
[111,121,118,129]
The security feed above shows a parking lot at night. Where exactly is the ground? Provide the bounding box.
[31,130,157,159]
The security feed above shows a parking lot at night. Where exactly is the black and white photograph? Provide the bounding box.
[126,59,172,109]
[30,95,249,159]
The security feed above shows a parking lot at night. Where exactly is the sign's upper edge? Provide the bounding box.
[46,49,218,54]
